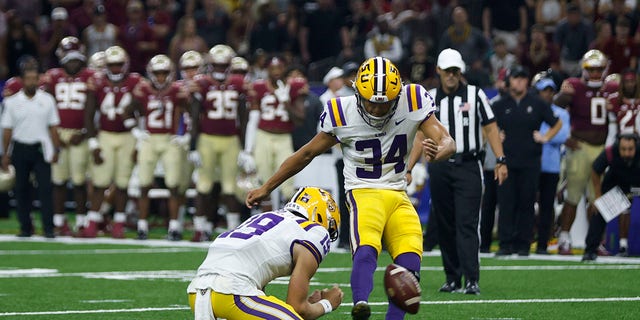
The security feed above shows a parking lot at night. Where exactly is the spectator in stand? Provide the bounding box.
[345,0,375,62]
[489,37,517,84]
[363,16,403,64]
[602,17,639,74]
[532,76,570,254]
[299,0,353,65]
[168,16,207,67]
[105,0,129,28]
[519,24,561,76]
[482,0,528,53]
[145,0,173,52]
[400,38,437,89]
[249,0,287,55]
[69,0,95,33]
[3,0,42,28]
[535,0,567,38]
[40,7,78,70]
[554,3,594,77]
[227,0,254,55]
[439,6,488,75]
[589,20,613,52]
[82,5,118,57]
[117,0,157,74]
[0,14,38,79]
[194,0,230,48]
[603,0,638,38]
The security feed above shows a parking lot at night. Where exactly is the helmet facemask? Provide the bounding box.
[355,91,400,130]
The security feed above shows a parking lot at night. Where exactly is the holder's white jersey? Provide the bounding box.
[187,210,331,296]
[320,84,435,191]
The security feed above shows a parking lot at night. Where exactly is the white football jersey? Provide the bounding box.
[187,210,331,296]
[320,84,435,191]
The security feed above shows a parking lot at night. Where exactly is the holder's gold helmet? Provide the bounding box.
[353,57,402,129]
[284,187,340,242]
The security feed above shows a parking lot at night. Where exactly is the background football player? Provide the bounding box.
[243,56,306,211]
[554,49,611,254]
[83,46,142,238]
[190,44,248,240]
[188,187,343,320]
[40,37,96,236]
[127,54,189,240]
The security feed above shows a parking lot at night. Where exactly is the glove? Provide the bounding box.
[237,151,256,174]
[274,80,290,103]
[188,150,201,167]
[131,127,150,141]
[170,133,191,147]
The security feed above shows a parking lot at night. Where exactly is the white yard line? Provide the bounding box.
[2,297,640,317]
[0,248,201,255]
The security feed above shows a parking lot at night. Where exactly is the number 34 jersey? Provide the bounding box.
[320,84,435,191]
[188,210,331,296]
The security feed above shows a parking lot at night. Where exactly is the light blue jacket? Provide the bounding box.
[540,104,570,173]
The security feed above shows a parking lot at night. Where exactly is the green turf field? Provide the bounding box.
[1,234,639,320]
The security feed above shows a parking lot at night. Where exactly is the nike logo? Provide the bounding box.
[395,118,406,125]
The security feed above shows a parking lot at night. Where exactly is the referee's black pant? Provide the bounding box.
[497,166,540,253]
[429,159,482,283]
[11,142,54,236]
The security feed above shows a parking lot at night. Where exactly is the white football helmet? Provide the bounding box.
[581,49,608,87]
[0,165,15,192]
[104,46,129,82]
[179,50,204,79]
[209,44,236,81]
[88,51,106,72]
[230,56,249,74]
[147,54,175,89]
[56,36,86,65]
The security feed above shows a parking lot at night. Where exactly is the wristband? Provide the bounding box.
[318,299,332,314]
[88,137,99,151]
[123,118,137,129]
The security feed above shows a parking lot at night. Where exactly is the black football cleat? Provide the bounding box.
[167,230,182,241]
[136,230,148,240]
[439,281,462,293]
[581,252,597,262]
[463,280,480,295]
[351,301,371,320]
[495,248,512,257]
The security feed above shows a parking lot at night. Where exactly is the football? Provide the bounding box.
[384,264,421,314]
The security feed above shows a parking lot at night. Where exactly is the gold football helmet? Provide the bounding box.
[104,46,129,82]
[284,187,340,242]
[353,57,402,129]
[581,49,608,69]
[147,54,175,89]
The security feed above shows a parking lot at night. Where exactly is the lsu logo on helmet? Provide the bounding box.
[284,187,340,242]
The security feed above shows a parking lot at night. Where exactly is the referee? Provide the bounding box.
[427,48,508,295]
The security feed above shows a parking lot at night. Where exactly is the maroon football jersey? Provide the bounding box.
[40,68,96,129]
[252,79,305,133]
[2,77,23,98]
[93,73,143,132]
[133,80,187,134]
[608,92,640,134]
[196,74,246,136]
[567,78,608,132]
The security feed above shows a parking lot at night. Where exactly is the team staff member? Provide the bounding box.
[582,134,640,261]
[492,66,562,256]
[247,57,455,319]
[426,48,508,295]
[1,64,61,238]
[187,187,343,320]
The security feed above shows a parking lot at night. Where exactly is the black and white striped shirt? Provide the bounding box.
[428,84,495,154]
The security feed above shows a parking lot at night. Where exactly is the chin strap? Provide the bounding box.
[586,80,603,88]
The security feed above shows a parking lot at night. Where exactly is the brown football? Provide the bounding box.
[384,264,421,314]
